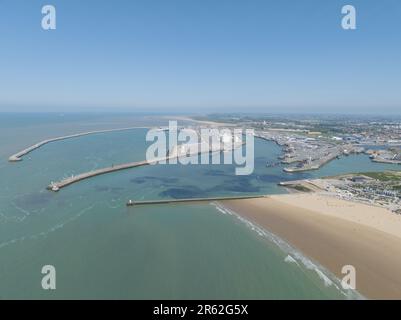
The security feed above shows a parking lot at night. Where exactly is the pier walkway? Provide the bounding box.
[8,126,147,162]
[47,140,243,191]
[48,158,158,191]
[126,195,266,206]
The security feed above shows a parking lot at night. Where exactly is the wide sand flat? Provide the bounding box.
[221,194,401,299]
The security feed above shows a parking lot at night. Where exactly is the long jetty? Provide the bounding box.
[48,159,156,191]
[8,126,149,162]
[47,140,244,192]
[126,195,266,206]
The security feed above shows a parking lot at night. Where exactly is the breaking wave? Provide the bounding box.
[211,202,364,300]
[0,204,95,250]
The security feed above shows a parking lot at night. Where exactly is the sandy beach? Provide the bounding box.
[165,115,236,127]
[221,193,401,299]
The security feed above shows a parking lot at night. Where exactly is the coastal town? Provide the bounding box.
[186,114,401,214]
[255,130,364,172]
[280,171,401,214]
[195,114,401,172]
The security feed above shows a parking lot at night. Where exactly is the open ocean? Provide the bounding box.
[0,113,399,299]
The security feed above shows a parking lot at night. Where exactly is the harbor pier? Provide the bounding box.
[48,159,155,191]
[126,195,266,206]
[8,126,148,162]
[47,140,243,191]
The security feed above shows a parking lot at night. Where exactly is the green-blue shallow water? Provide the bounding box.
[0,114,399,299]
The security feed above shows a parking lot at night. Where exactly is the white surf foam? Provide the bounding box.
[284,254,299,266]
[0,203,95,250]
[212,202,364,300]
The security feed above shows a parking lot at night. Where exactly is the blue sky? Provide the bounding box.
[0,0,400,113]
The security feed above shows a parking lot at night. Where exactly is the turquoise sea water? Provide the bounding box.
[0,113,399,299]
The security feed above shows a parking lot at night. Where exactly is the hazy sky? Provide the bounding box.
[0,0,400,113]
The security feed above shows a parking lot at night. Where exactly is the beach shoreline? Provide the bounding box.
[220,193,401,299]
